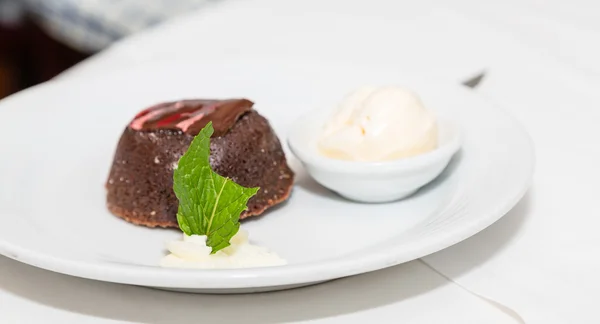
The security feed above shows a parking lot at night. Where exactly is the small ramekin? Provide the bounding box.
[287,109,462,203]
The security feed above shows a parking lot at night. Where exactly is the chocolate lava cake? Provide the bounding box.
[106,99,294,228]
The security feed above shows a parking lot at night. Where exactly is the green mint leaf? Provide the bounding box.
[173,122,259,254]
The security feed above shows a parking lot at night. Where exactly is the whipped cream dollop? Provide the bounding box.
[318,86,438,162]
[160,229,286,269]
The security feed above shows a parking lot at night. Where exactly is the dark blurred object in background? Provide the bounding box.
[0,0,212,100]
[0,10,88,99]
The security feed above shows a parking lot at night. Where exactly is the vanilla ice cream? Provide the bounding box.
[318,86,438,162]
[160,229,286,269]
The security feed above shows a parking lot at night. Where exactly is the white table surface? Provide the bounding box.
[2,0,599,323]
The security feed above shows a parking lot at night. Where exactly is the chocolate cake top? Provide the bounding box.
[129,99,254,136]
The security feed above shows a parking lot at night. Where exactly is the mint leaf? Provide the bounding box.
[173,122,259,253]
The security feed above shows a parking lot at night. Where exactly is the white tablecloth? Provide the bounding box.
[2,0,599,323]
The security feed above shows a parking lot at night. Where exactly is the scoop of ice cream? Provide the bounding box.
[318,86,438,162]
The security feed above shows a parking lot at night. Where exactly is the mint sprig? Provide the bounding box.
[173,122,259,253]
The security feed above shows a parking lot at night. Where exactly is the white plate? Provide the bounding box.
[0,59,533,293]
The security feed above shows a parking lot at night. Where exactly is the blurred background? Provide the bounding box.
[0,0,210,99]
[0,0,84,99]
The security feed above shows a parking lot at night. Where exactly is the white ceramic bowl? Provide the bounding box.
[287,110,462,203]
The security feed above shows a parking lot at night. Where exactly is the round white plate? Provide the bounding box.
[0,59,533,293]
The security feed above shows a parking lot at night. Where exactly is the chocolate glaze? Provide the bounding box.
[130,99,254,137]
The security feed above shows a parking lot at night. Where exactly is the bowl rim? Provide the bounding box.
[287,111,462,174]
